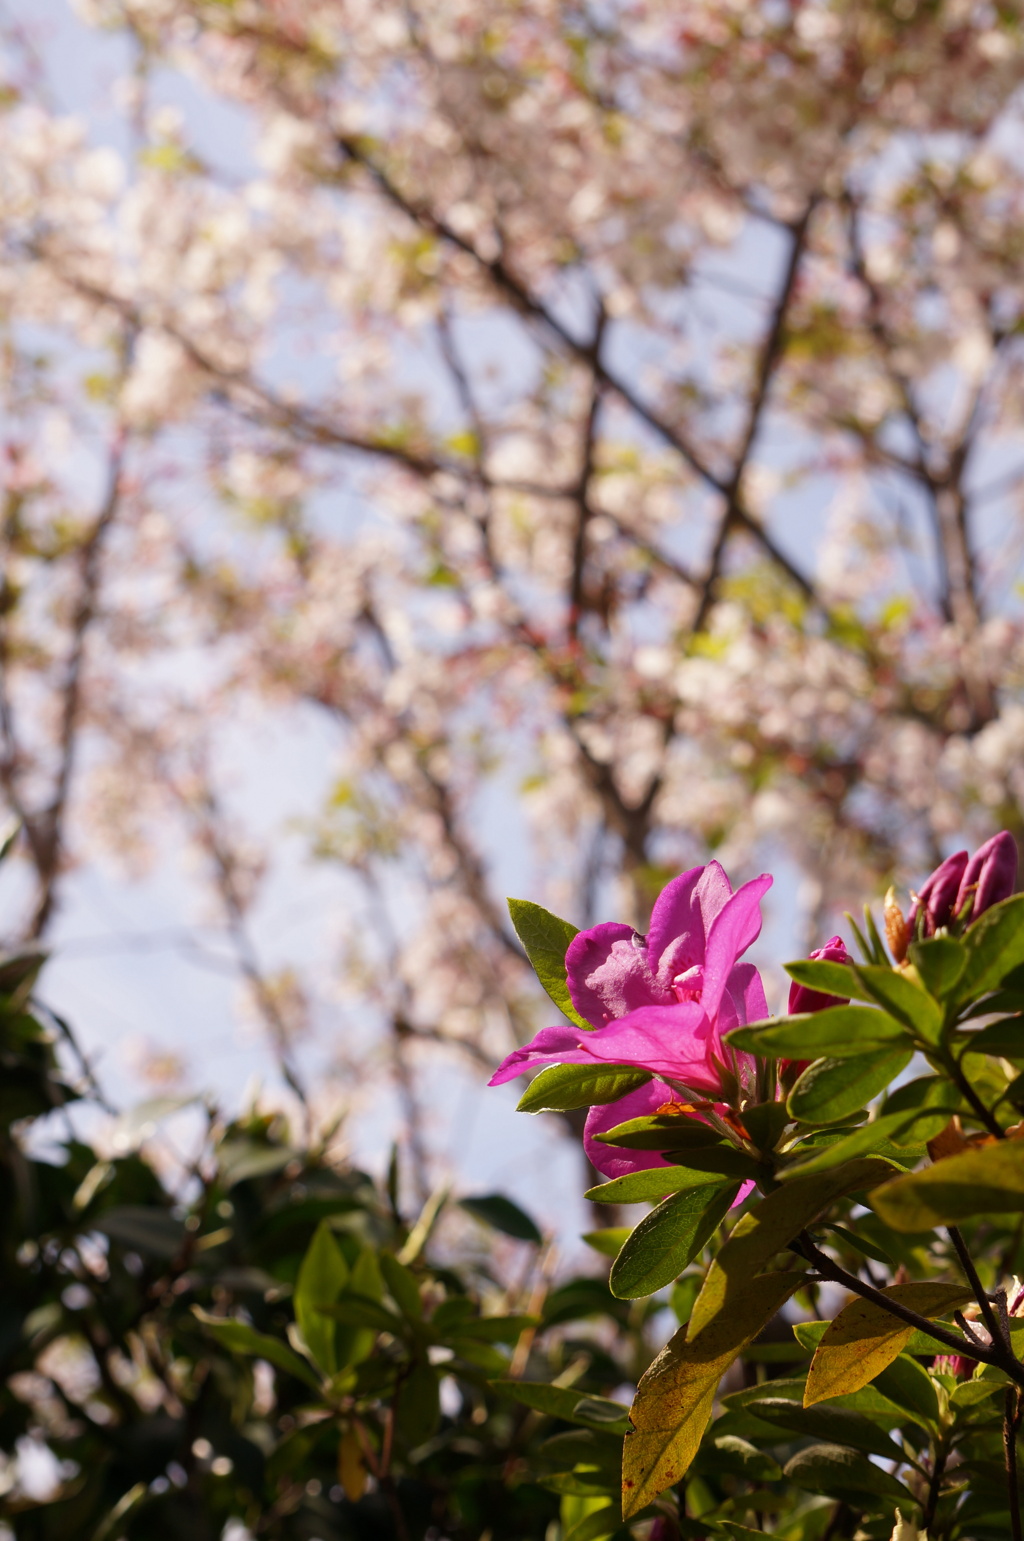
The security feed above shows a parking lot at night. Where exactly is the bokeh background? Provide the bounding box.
[2,0,1024,1244]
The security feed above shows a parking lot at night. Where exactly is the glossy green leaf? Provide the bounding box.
[295,1220,348,1375]
[726,998,905,1060]
[507,898,588,1028]
[705,1434,781,1482]
[593,1115,725,1151]
[687,1158,896,1341]
[621,1269,804,1518]
[873,1355,940,1426]
[787,1047,912,1124]
[909,936,967,999]
[782,1115,918,1177]
[954,893,1024,1002]
[803,1283,973,1404]
[585,1164,748,1205]
[852,963,942,1038]
[728,1004,907,1058]
[785,1077,957,1177]
[783,1443,914,1509]
[872,1139,1024,1230]
[663,1146,764,1179]
[459,1193,542,1243]
[784,957,864,998]
[491,1381,630,1433]
[609,1182,738,1299]
[516,1061,651,1113]
[192,1307,322,1390]
[736,1396,904,1462]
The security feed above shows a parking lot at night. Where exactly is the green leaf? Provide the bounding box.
[455,1313,538,1343]
[621,1270,805,1519]
[781,1115,920,1177]
[784,958,864,998]
[192,1307,322,1390]
[492,1381,630,1433]
[585,1165,747,1205]
[802,1283,973,1404]
[562,1506,621,1541]
[736,1396,905,1462]
[909,936,967,999]
[507,898,588,1028]
[727,1004,907,1058]
[954,893,1024,1002]
[395,1360,439,1445]
[609,1183,738,1299]
[582,1227,632,1257]
[787,1047,912,1124]
[784,1077,957,1177]
[593,1115,725,1151]
[687,1159,896,1341]
[873,1355,940,1427]
[822,1223,895,1267]
[295,1221,348,1375]
[319,1291,403,1334]
[965,1018,1024,1060]
[783,1442,914,1509]
[459,1193,543,1243]
[336,1247,385,1369]
[872,1140,1024,1230]
[380,1252,424,1317]
[516,1062,651,1113]
[740,1101,792,1154]
[704,1434,782,1482]
[663,1146,764,1179]
[852,964,943,1039]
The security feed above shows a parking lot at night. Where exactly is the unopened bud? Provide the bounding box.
[782,936,852,1084]
[884,887,909,963]
[955,830,1018,923]
[908,850,968,937]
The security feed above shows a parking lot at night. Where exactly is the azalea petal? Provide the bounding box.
[579,1002,722,1091]
[646,865,705,981]
[726,960,769,1028]
[583,1081,684,1179]
[700,873,772,1018]
[488,1024,591,1085]
[565,921,663,1027]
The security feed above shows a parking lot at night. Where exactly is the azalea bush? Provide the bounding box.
[495,833,1024,1540]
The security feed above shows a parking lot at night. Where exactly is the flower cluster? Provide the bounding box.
[493,836,1019,1176]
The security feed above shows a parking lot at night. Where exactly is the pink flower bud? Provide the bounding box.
[955,830,1018,922]
[908,850,968,936]
[787,936,852,1015]
[782,937,852,1085]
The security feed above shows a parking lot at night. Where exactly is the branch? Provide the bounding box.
[692,199,817,632]
[792,1231,1024,1388]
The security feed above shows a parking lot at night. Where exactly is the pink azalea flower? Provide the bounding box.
[490,861,772,1178]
